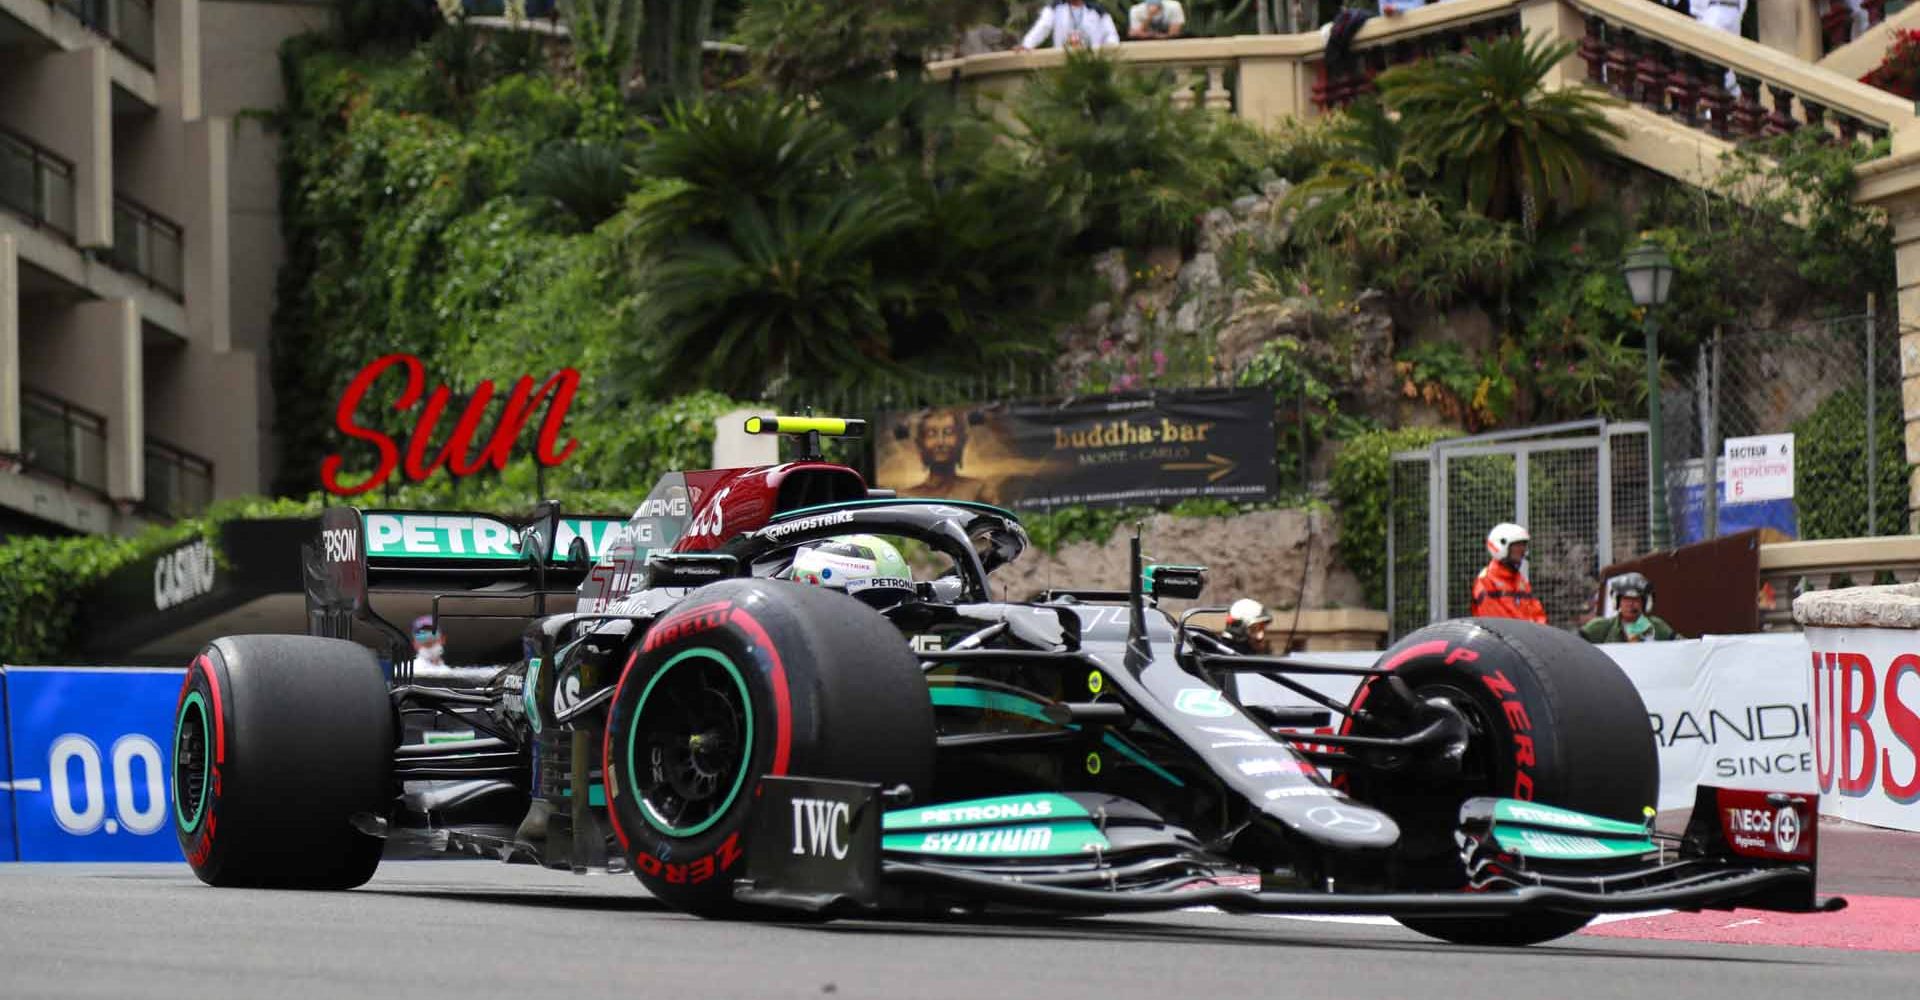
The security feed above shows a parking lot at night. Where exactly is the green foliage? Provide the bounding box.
[635,0,715,101]
[520,139,636,231]
[1791,388,1910,540]
[1330,426,1460,608]
[734,0,991,93]
[1238,336,1341,488]
[0,496,325,665]
[558,0,644,94]
[620,89,1077,402]
[1020,498,1281,556]
[1640,129,1894,328]
[1011,51,1269,248]
[334,0,438,52]
[1262,113,1344,184]
[1285,102,1529,310]
[1379,33,1623,226]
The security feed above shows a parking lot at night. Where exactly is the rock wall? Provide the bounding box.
[987,508,1367,613]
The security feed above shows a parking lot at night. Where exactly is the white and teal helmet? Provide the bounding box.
[786,534,915,607]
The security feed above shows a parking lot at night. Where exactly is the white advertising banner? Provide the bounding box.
[1609,634,1816,811]
[1802,627,1920,832]
[1239,633,1857,823]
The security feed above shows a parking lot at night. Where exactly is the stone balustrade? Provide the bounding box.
[927,0,1918,159]
[1765,536,1920,630]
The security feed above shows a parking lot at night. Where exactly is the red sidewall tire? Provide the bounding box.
[604,579,934,917]
[1341,618,1658,945]
[174,636,394,889]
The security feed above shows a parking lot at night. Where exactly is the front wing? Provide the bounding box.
[734,778,1844,920]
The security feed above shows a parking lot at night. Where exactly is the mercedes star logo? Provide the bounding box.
[1306,805,1384,834]
[1773,805,1801,854]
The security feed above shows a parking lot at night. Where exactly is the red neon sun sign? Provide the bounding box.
[321,353,580,496]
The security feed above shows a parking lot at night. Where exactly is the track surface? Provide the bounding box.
[3,820,1918,1000]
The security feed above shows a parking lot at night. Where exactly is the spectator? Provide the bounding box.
[410,614,447,671]
[1689,0,1747,97]
[1469,523,1548,624]
[1224,598,1274,655]
[1839,0,1872,41]
[1579,573,1679,643]
[1017,0,1123,51]
[1129,1,1186,39]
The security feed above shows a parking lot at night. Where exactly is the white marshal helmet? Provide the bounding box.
[1228,595,1274,644]
[786,534,916,608]
[1485,522,1531,563]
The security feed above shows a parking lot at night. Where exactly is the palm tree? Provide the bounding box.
[1284,98,1428,238]
[1377,33,1623,229]
[639,190,920,399]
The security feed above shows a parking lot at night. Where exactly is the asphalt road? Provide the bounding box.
[3,845,1919,1000]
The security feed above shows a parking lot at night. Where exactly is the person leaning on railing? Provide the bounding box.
[1016,0,1123,51]
[1128,1,1185,39]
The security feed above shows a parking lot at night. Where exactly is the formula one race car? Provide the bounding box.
[171,416,1840,946]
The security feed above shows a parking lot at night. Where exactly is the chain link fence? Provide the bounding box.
[1388,422,1652,639]
[1663,309,1909,543]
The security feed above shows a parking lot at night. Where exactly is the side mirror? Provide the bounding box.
[1143,564,1207,601]
[566,536,590,571]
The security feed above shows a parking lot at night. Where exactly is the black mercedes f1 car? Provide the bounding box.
[172,416,1839,946]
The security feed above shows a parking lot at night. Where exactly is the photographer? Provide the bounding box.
[1128,1,1185,39]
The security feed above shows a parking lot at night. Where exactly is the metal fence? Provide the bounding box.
[1663,309,1907,543]
[1387,421,1652,640]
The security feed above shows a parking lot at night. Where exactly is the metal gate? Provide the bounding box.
[1387,421,1652,640]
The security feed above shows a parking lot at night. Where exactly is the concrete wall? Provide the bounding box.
[18,299,142,500]
[142,337,259,500]
[0,46,112,247]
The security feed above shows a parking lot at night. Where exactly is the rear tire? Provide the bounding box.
[174,636,395,888]
[604,579,935,916]
[1341,618,1658,946]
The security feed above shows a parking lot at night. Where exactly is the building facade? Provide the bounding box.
[0,0,326,536]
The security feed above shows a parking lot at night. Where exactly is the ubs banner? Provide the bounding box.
[1803,627,1920,832]
[875,389,1275,510]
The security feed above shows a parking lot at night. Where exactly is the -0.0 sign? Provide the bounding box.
[46,732,168,837]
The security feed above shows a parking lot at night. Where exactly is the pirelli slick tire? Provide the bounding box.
[1340,618,1658,946]
[604,579,935,917]
[174,636,395,888]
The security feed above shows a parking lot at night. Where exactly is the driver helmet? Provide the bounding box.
[1224,598,1272,643]
[1609,572,1653,612]
[1486,522,1530,566]
[787,534,915,608]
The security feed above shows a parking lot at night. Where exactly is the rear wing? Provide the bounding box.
[303,504,628,669]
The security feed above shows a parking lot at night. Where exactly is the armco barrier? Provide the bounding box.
[1241,632,1836,821]
[1,667,186,862]
[1,666,16,861]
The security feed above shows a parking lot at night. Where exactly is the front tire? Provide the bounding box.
[174,636,395,888]
[1341,618,1658,946]
[604,579,935,916]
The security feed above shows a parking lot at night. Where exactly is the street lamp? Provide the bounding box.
[1622,240,1674,552]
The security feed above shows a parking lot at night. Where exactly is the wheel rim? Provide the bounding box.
[1412,681,1499,795]
[173,692,211,833]
[627,647,755,838]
